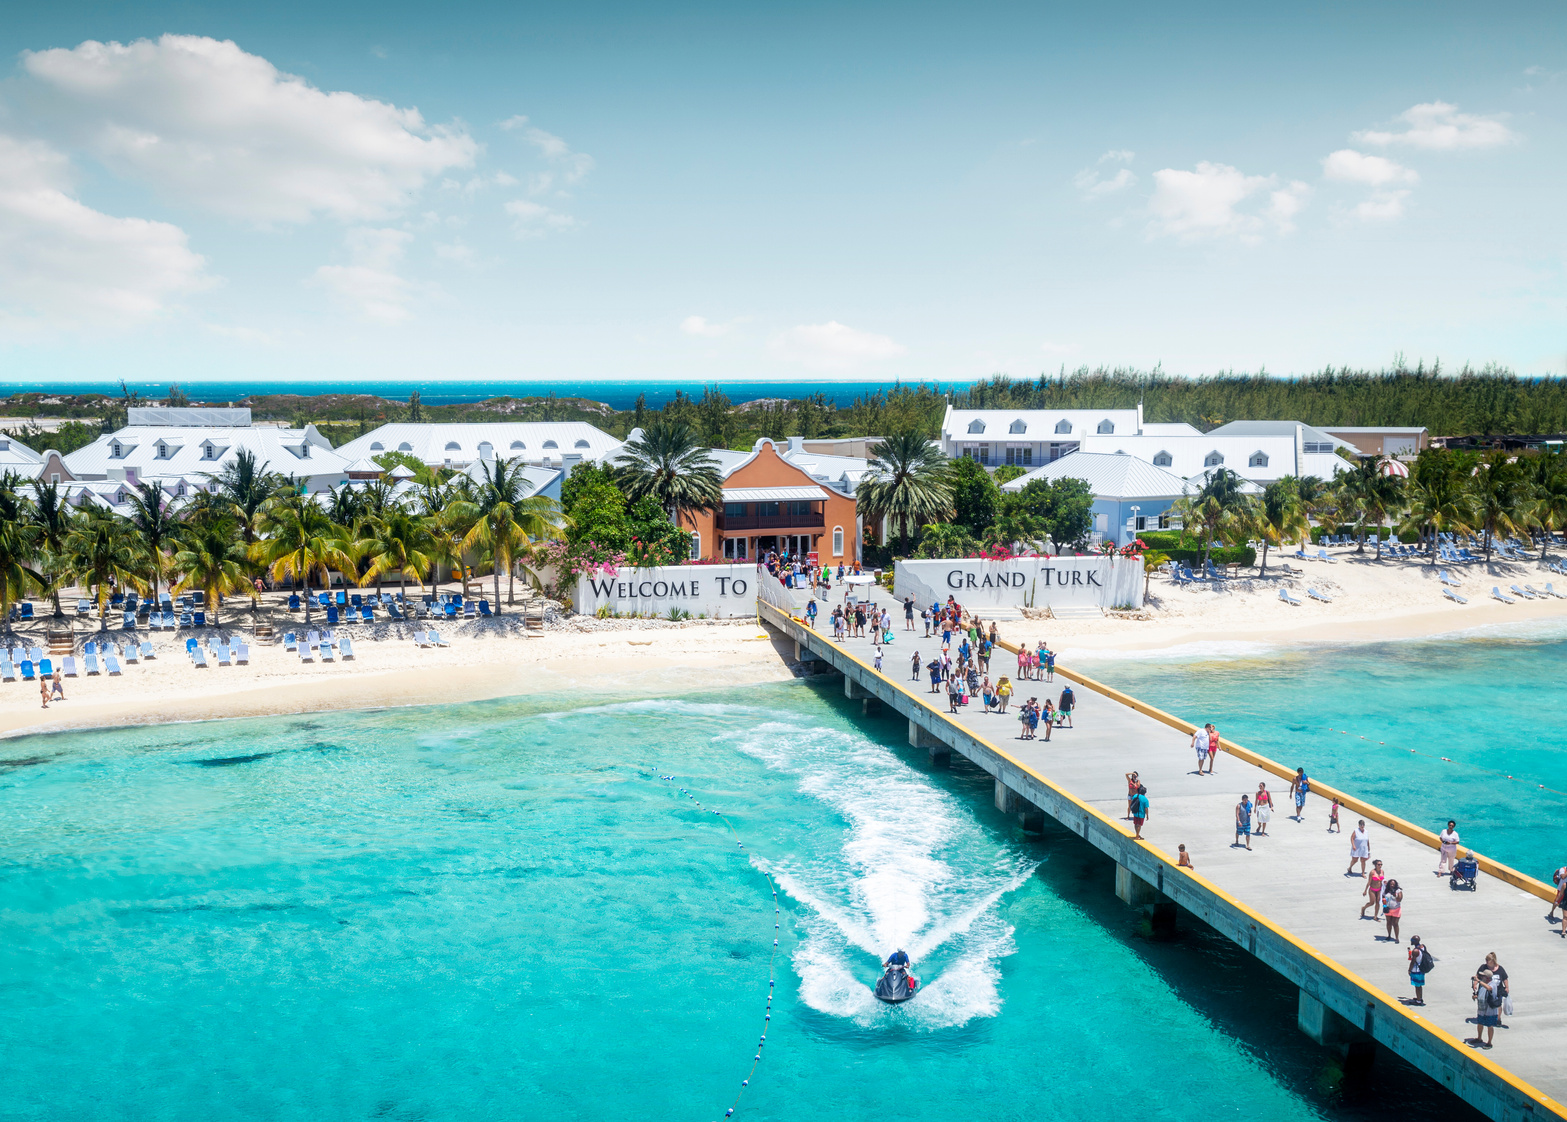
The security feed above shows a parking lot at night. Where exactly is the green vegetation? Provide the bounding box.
[855,431,954,554]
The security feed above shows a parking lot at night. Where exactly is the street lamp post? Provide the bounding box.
[1130,505,1141,545]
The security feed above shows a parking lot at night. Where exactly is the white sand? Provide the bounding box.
[6,550,1565,738]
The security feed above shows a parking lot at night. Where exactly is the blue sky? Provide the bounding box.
[0,0,1562,385]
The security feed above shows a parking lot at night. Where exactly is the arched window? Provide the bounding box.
[1054,419,1072,434]
[1204,450,1225,467]
[543,440,558,450]
[832,526,844,556]
[1097,419,1115,434]
[444,441,461,451]
[967,419,986,434]
[1153,450,1173,467]
[574,439,590,448]
[397,442,413,452]
[1008,418,1027,435]
[1249,451,1269,468]
[510,440,525,450]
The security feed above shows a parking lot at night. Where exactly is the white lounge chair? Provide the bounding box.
[1491,587,1516,604]
[320,640,335,662]
[298,641,314,663]
[233,643,249,664]
[1307,587,1333,603]
[0,661,13,682]
[213,644,231,667]
[1438,570,1461,588]
[62,656,77,677]
[339,636,355,660]
[1525,584,1547,599]
[191,646,208,667]
[1279,588,1304,606]
[141,641,155,659]
[1510,583,1535,600]
[431,630,450,647]
[1545,583,1565,599]
[413,631,430,648]
[1443,587,1468,604]
[105,652,122,675]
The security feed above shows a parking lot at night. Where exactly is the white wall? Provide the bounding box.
[894,556,1144,610]
[573,564,757,618]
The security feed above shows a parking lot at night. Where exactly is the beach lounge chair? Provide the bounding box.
[307,630,322,653]
[1316,549,1336,563]
[1510,584,1534,600]
[318,593,331,608]
[76,598,90,615]
[464,601,477,618]
[29,647,43,663]
[39,657,52,676]
[190,646,207,668]
[105,651,122,675]
[1442,587,1468,604]
[19,659,33,680]
[284,632,298,652]
[1491,587,1515,604]
[82,641,96,656]
[185,637,199,656]
[413,630,429,647]
[430,630,450,647]
[288,594,301,611]
[320,638,335,662]
[350,594,363,608]
[123,643,138,663]
[19,603,32,621]
[233,642,249,664]
[478,600,492,617]
[298,641,314,663]
[110,592,124,608]
[326,605,340,626]
[179,612,193,629]
[360,606,373,623]
[1526,584,1547,599]
[1279,589,1303,606]
[335,590,347,606]
[62,656,77,677]
[123,612,135,629]
[141,641,155,659]
[339,636,354,660]
[1438,570,1461,587]
[0,660,12,682]
[193,611,207,627]
[388,602,405,620]
[85,652,101,674]
[444,602,458,619]
[1307,587,1333,603]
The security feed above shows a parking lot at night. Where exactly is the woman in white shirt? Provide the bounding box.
[1436,820,1460,876]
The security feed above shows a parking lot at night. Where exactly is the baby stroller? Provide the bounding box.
[1449,854,1479,891]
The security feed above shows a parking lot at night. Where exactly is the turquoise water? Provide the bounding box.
[0,682,1478,1121]
[1072,622,1567,882]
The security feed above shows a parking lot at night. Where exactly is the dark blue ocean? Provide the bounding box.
[0,380,974,410]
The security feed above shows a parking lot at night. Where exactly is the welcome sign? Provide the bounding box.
[892,556,1143,611]
[572,563,758,618]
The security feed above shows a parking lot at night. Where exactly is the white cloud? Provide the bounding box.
[0,133,210,323]
[504,199,577,237]
[1148,161,1308,242]
[433,240,475,264]
[1074,166,1136,198]
[309,227,415,322]
[500,114,594,195]
[1354,190,1413,221]
[769,321,906,370]
[22,35,477,223]
[681,315,728,337]
[1099,149,1135,164]
[1321,149,1420,186]
[1353,101,1516,150]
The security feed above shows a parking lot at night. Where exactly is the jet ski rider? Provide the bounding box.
[884,949,911,970]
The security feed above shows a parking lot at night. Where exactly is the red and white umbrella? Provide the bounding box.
[1379,459,1410,477]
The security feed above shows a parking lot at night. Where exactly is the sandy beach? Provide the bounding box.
[5,549,1567,739]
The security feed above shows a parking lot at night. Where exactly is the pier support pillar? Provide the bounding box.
[1297,991,1373,1070]
[844,676,864,700]
[1115,863,1158,908]
[861,696,882,715]
[995,778,1019,815]
[909,720,951,765]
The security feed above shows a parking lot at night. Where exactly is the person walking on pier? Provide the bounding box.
[1289,767,1309,821]
[1234,793,1253,850]
[1328,798,1341,833]
[1436,821,1461,876]
[1347,821,1372,877]
[1475,953,1510,1025]
[911,651,922,682]
[1470,970,1501,1049]
[997,676,1013,714]
[1192,725,1211,775]
[1254,782,1274,836]
[1130,785,1149,840]
[1040,698,1054,740]
[1205,724,1219,773]
[1361,860,1385,920]
[1406,936,1432,1006]
[1125,771,1140,819]
[1381,879,1403,942]
[928,658,942,694]
[1057,685,1075,728]
[904,595,915,632]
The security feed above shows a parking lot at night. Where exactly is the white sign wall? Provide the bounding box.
[573,564,757,618]
[893,556,1143,611]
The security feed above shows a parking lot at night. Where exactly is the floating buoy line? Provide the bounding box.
[658,775,780,1120]
[1323,728,1567,798]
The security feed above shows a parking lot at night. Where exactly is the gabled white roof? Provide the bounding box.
[1075,432,1316,482]
[345,457,384,474]
[65,425,349,484]
[942,405,1141,440]
[336,422,622,466]
[1000,452,1194,499]
[0,435,44,475]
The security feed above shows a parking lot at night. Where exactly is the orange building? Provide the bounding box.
[680,439,859,562]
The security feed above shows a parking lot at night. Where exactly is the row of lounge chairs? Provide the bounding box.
[286,593,493,622]
[0,639,157,681]
[1278,587,1334,606]
[412,631,451,647]
[1490,583,1566,605]
[184,637,250,667]
[281,631,355,663]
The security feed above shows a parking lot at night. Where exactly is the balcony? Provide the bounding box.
[718,511,825,532]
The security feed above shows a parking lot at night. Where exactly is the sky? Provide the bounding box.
[0,0,1562,386]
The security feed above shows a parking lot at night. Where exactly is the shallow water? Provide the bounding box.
[1072,624,1567,881]
[0,682,1479,1121]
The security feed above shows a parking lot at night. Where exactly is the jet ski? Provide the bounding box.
[874,960,919,1004]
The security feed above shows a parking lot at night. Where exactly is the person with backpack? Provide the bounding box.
[1470,969,1502,1049]
[1130,784,1150,840]
[1406,936,1434,1006]
[1058,685,1075,728]
[1475,953,1510,1025]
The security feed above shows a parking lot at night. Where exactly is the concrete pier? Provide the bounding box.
[762,600,1566,1122]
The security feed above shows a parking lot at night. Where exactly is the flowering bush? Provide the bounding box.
[1119,538,1147,558]
[537,539,625,582]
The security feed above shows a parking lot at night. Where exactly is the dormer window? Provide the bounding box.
[1008,419,1027,435]
[543,440,558,450]
[1205,450,1225,467]
[510,440,525,450]
[445,441,461,451]
[1153,450,1173,467]
[967,420,986,434]
[111,442,123,458]
[0,440,9,451]
[397,442,413,452]
[574,439,590,448]
[1249,451,1269,468]
[370,442,384,451]
[1054,420,1072,435]
[478,442,493,457]
[1097,419,1115,434]
[202,443,216,460]
[177,483,185,496]
[156,441,169,459]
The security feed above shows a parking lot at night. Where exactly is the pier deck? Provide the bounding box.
[761,598,1566,1122]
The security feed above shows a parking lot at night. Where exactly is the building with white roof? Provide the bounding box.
[940,405,1144,468]
[1000,451,1198,546]
[0,434,44,479]
[63,406,351,498]
[336,422,623,473]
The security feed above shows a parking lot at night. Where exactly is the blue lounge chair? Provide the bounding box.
[1,660,17,682]
[37,656,52,676]
[179,612,193,629]
[105,651,122,675]
[110,592,125,608]
[1525,584,1547,599]
[1307,587,1333,603]
[190,646,207,668]
[318,592,331,608]
[388,602,405,620]
[1510,583,1534,600]
[62,656,77,677]
[430,630,450,647]
[19,603,32,621]
[1438,569,1461,587]
[288,594,301,611]
[464,601,477,618]
[193,611,207,627]
[478,600,492,617]
[445,603,458,619]
[335,590,346,606]
[123,643,138,663]
[1279,589,1303,606]
[76,598,90,615]
[1316,549,1336,563]
[284,632,298,652]
[85,653,100,675]
[123,612,136,629]
[339,636,355,660]
[233,642,249,664]
[186,637,199,655]
[20,659,34,680]
[140,641,155,659]
[320,638,335,662]
[326,605,340,625]
[83,641,97,655]
[360,606,373,623]
[350,594,363,608]
[1491,586,1515,604]
[213,643,231,667]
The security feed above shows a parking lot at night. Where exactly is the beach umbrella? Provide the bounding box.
[1379,459,1410,478]
[843,574,877,585]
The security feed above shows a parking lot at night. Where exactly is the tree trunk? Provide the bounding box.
[1258,540,1270,575]
[508,566,515,606]
[494,561,502,615]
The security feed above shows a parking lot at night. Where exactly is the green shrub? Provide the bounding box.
[1163,546,1257,567]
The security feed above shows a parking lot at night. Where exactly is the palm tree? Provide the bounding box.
[364,508,437,599]
[1254,478,1307,575]
[1178,468,1249,566]
[206,448,280,544]
[27,479,76,617]
[0,474,43,626]
[124,481,184,608]
[453,458,565,611]
[63,507,146,630]
[1469,452,1531,563]
[171,517,250,626]
[914,521,978,558]
[856,431,954,554]
[251,494,356,622]
[1293,475,1334,549]
[1400,450,1474,563]
[1336,458,1405,559]
[1522,451,1567,560]
[615,419,722,525]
